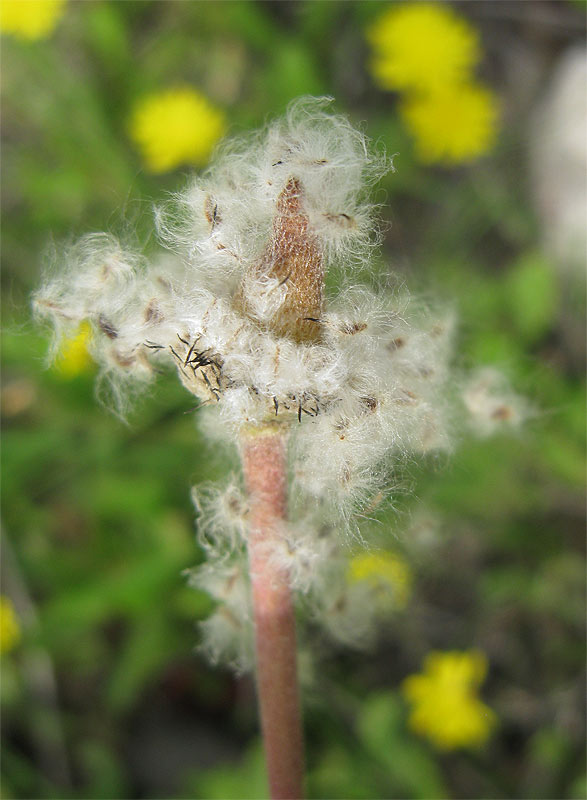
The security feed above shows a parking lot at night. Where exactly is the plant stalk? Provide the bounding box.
[241,425,304,800]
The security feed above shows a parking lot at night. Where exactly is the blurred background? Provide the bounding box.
[1,1,586,798]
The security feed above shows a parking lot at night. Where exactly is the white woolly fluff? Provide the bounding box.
[34,97,491,670]
[188,559,253,672]
[191,478,248,560]
[303,540,408,649]
[288,291,455,523]
[462,367,528,437]
[264,519,338,596]
[156,96,391,282]
[187,479,254,670]
[34,99,395,423]
[198,609,253,672]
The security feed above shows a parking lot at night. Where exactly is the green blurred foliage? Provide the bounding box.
[1,1,585,799]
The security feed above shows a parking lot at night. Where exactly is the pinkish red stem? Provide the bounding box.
[241,428,304,800]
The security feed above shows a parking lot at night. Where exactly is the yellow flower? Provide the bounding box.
[402,650,497,749]
[366,3,480,93]
[401,82,499,165]
[0,596,21,654]
[54,321,94,377]
[348,551,412,609]
[129,88,226,173]
[0,0,66,41]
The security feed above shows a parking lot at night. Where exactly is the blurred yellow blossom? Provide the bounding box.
[0,596,21,654]
[402,649,497,749]
[348,551,412,609]
[54,321,94,377]
[365,3,500,165]
[0,0,66,40]
[129,88,226,173]
[401,83,499,165]
[367,3,480,93]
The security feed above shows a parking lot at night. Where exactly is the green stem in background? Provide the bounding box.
[241,425,304,800]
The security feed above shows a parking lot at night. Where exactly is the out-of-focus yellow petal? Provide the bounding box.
[129,88,226,173]
[400,83,499,165]
[402,649,497,750]
[0,596,21,654]
[54,321,94,377]
[366,3,480,93]
[348,551,412,608]
[0,0,66,41]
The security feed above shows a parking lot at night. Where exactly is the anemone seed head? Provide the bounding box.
[34,98,473,663]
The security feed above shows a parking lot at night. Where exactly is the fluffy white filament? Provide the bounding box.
[34,98,522,663]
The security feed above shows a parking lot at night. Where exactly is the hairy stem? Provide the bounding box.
[241,425,304,800]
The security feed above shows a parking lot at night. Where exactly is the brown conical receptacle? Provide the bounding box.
[237,177,324,344]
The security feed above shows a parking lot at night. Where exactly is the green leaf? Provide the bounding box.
[106,612,177,713]
[191,740,268,800]
[539,429,586,488]
[84,3,129,69]
[504,252,559,343]
[39,547,189,644]
[570,773,587,800]
[309,745,382,799]
[76,739,128,800]
[261,40,326,109]
[357,692,447,799]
